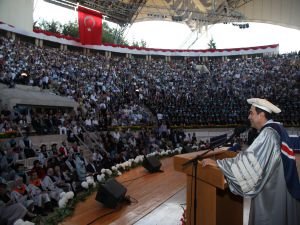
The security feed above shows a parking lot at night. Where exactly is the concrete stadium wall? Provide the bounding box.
[28,134,67,149]
[0,0,34,32]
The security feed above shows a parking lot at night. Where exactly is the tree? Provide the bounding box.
[35,19,62,34]
[208,38,216,49]
[132,39,147,48]
[102,23,129,46]
[62,21,79,38]
[139,40,147,48]
[101,22,115,43]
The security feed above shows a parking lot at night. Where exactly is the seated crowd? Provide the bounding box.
[0,35,299,134]
[0,124,198,224]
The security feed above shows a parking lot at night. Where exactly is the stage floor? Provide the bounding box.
[61,157,186,225]
[62,153,300,225]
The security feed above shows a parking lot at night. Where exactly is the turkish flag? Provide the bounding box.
[78,6,102,45]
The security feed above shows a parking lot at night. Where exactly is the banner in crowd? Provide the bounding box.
[78,6,102,45]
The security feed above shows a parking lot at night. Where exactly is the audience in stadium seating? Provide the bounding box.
[0,35,299,130]
[0,182,37,225]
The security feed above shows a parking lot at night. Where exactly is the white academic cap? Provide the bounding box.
[247,98,281,114]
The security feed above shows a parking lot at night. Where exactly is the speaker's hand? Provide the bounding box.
[201,158,218,168]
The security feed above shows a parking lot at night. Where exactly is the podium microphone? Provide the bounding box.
[227,125,249,144]
[196,125,249,160]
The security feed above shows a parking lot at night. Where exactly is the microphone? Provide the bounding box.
[211,125,249,149]
[231,125,248,140]
[234,125,249,135]
[183,125,249,167]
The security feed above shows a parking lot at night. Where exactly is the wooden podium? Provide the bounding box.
[174,149,243,225]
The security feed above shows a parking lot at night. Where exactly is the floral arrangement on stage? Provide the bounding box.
[14,219,35,225]
[32,147,183,225]
[58,191,75,208]
[96,147,183,183]
[180,208,187,225]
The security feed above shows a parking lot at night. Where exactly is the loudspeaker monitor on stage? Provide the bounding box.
[95,178,127,208]
[143,155,162,173]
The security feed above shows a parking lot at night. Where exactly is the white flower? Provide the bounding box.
[58,198,67,208]
[101,168,106,174]
[116,164,121,169]
[128,161,132,167]
[81,181,89,189]
[86,176,94,184]
[137,155,144,161]
[106,169,112,175]
[174,147,182,153]
[97,175,103,182]
[128,158,134,163]
[117,171,122,176]
[13,219,35,225]
[148,151,158,157]
[66,191,74,200]
[93,182,96,188]
[119,163,125,169]
[59,192,66,199]
[111,166,117,171]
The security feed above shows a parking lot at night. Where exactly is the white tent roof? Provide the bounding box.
[47,0,300,30]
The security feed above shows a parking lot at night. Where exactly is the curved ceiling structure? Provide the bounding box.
[45,0,300,30]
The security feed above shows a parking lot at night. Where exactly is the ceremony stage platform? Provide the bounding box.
[62,153,300,225]
[62,157,186,225]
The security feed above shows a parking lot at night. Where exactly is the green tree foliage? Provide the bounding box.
[208,38,216,49]
[34,19,146,47]
[140,40,147,48]
[101,22,115,43]
[35,19,63,34]
[62,21,79,37]
[103,24,133,46]
[102,22,129,46]
[132,39,147,48]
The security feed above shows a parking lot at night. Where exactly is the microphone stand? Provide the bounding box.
[181,136,233,225]
[181,127,247,225]
[181,148,214,225]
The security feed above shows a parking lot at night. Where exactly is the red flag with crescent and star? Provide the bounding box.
[78,6,102,45]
